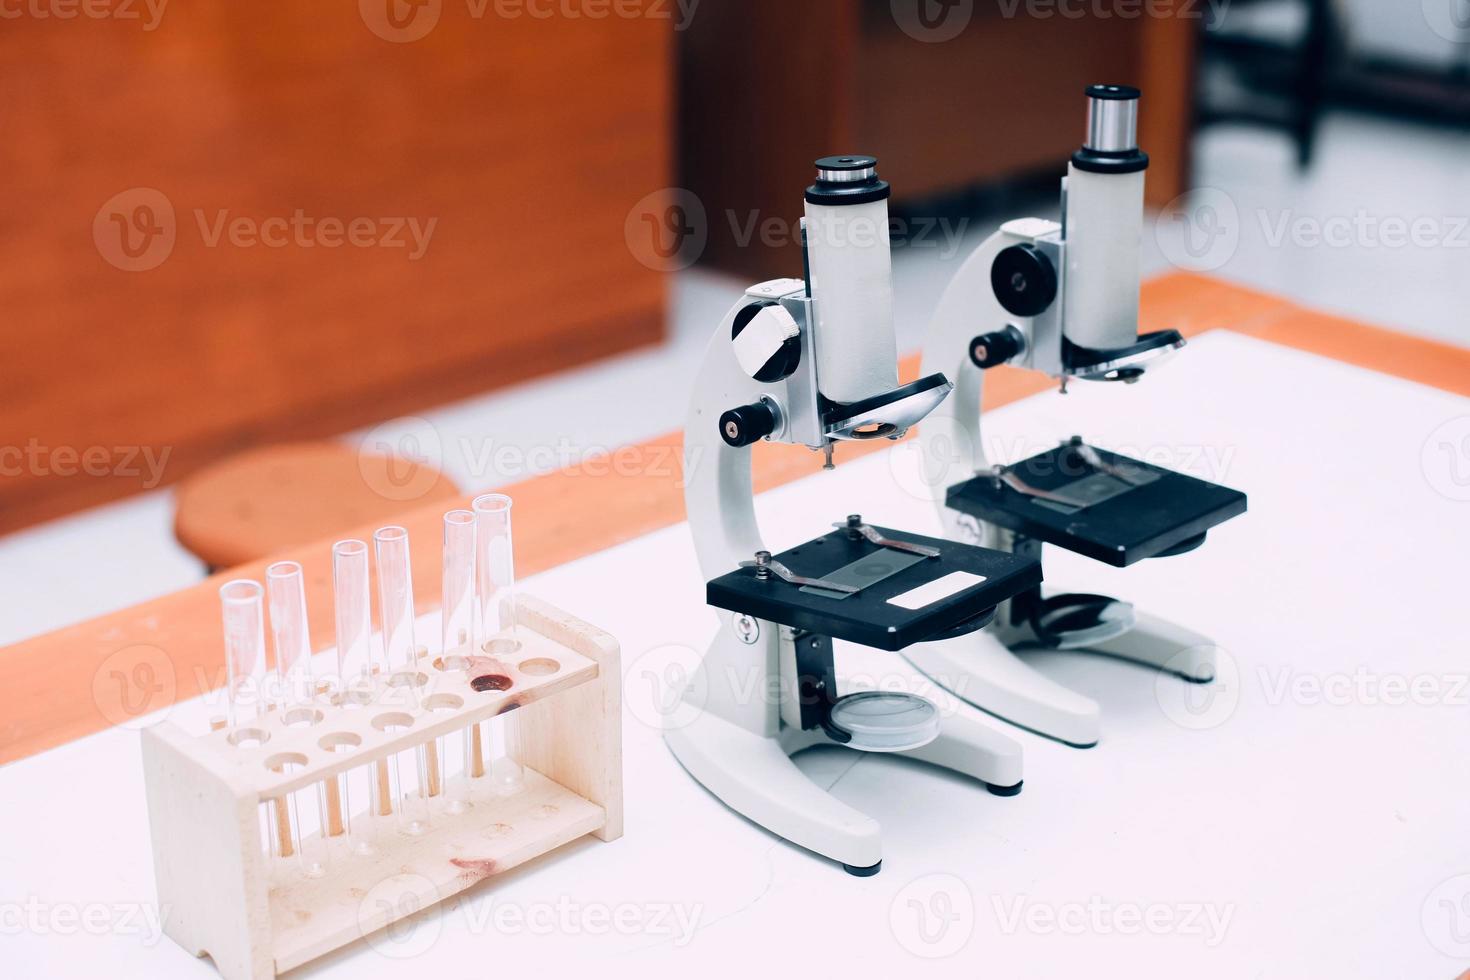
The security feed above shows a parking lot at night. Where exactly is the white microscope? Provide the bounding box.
[906,85,1247,748]
[666,156,1045,875]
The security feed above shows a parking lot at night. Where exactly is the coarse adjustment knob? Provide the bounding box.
[719,400,778,448]
[969,325,1026,369]
[990,243,1058,318]
[731,301,801,383]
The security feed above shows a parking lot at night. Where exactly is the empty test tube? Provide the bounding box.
[374,526,420,673]
[473,494,519,653]
[265,561,330,879]
[220,579,269,728]
[442,510,476,661]
[220,580,277,865]
[332,539,381,853]
[266,561,314,708]
[374,526,432,835]
[472,494,524,795]
[332,539,376,699]
[440,510,478,811]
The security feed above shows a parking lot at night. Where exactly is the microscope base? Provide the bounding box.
[1082,608,1218,682]
[903,608,1218,748]
[663,681,1023,873]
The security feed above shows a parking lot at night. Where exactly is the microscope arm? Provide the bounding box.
[683,303,769,583]
[917,224,1045,549]
[908,222,1116,748]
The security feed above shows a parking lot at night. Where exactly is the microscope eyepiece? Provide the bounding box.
[1073,84,1148,175]
[814,155,878,183]
[1085,83,1140,101]
[1084,85,1139,154]
[806,155,890,206]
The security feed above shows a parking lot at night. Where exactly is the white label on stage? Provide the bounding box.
[887,571,987,610]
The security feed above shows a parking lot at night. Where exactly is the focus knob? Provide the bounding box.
[970,326,1026,369]
[731,302,801,383]
[719,401,778,448]
[991,243,1057,318]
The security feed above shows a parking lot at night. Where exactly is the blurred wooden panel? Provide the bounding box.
[680,0,1196,279]
[857,4,1144,199]
[0,2,671,533]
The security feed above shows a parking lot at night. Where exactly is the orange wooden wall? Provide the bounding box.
[0,2,672,533]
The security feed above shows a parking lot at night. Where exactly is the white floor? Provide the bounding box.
[6,331,1469,978]
[1,110,1467,647]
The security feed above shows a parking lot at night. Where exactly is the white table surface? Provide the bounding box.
[4,330,1468,978]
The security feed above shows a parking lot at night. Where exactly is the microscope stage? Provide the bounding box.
[707,526,1042,651]
[947,443,1247,567]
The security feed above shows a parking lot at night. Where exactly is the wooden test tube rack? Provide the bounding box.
[141,595,623,980]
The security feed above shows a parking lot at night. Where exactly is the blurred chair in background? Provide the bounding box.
[1194,0,1340,168]
[173,443,457,571]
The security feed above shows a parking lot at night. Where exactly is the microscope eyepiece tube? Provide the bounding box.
[1064,85,1149,356]
[1083,84,1140,154]
[803,156,899,405]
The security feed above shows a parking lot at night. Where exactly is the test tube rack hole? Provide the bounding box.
[141,595,623,980]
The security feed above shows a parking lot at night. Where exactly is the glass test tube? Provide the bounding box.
[440,510,478,811]
[220,580,275,863]
[266,561,314,708]
[333,540,376,698]
[472,494,524,795]
[374,526,420,672]
[442,510,476,661]
[373,526,432,835]
[332,539,380,853]
[220,579,269,728]
[265,561,330,878]
[472,494,519,652]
